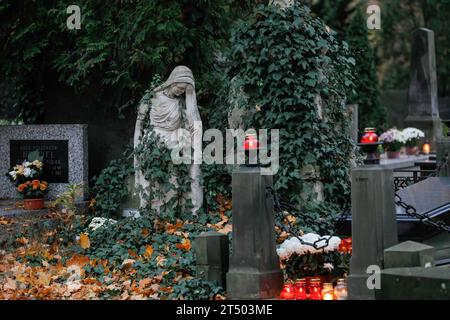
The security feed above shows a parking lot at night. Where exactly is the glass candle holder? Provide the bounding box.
[334,278,348,300]
[422,143,431,155]
[321,283,335,300]
[280,283,296,300]
[294,279,308,300]
[309,278,322,300]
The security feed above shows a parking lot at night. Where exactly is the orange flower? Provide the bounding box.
[17,184,26,192]
[338,238,352,254]
[31,180,40,190]
[40,183,47,191]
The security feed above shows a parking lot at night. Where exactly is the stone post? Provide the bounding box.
[405,28,442,151]
[195,231,229,288]
[226,166,283,299]
[348,165,398,300]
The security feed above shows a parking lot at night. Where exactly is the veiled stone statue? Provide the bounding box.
[133,66,203,216]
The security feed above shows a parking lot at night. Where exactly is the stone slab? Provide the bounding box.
[376,266,450,300]
[396,177,450,219]
[424,232,450,263]
[379,154,431,170]
[0,125,88,200]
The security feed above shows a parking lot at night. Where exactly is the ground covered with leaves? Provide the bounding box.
[0,198,234,300]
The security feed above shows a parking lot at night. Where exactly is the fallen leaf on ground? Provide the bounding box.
[16,237,29,246]
[176,239,191,251]
[217,224,232,235]
[79,233,90,250]
[143,245,154,259]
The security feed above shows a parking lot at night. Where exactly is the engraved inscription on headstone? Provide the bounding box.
[9,140,69,183]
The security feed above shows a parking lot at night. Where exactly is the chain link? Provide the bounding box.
[268,187,347,251]
[395,152,450,233]
[268,153,450,243]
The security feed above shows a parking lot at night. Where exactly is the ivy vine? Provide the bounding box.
[226,3,356,227]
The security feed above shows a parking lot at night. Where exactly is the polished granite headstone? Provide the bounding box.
[0,125,88,200]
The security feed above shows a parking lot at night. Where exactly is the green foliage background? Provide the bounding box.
[0,0,252,123]
[345,5,386,131]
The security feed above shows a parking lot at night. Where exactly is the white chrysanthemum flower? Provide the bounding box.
[277,247,288,260]
[403,127,425,140]
[9,171,17,180]
[328,236,342,250]
[23,167,32,177]
[32,160,43,169]
[88,217,117,231]
[277,233,342,260]
[323,263,334,271]
[23,161,32,167]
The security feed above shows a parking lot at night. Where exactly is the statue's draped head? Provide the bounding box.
[155,66,195,96]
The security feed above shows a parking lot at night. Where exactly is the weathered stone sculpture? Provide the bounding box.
[133,66,203,216]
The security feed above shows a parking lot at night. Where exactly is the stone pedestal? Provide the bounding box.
[348,166,398,300]
[406,28,441,151]
[384,241,435,269]
[226,166,283,299]
[195,231,229,288]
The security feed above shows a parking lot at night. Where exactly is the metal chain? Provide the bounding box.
[267,187,339,251]
[268,153,450,242]
[395,152,450,233]
[394,192,450,233]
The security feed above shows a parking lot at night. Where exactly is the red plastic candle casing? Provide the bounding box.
[309,278,322,300]
[280,283,296,300]
[294,279,308,300]
[244,134,259,151]
[360,128,379,144]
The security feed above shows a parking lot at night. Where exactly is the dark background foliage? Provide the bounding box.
[0,0,253,177]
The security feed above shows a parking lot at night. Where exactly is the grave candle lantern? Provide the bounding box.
[321,283,335,300]
[334,279,348,300]
[358,128,383,165]
[280,283,296,300]
[244,133,259,151]
[309,278,322,300]
[360,128,379,143]
[422,143,431,155]
[294,279,308,300]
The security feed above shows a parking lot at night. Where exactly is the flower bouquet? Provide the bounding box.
[7,159,43,185]
[379,128,406,159]
[277,233,351,282]
[6,153,49,210]
[402,127,425,155]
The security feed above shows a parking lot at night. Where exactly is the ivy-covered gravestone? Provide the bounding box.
[226,2,355,231]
